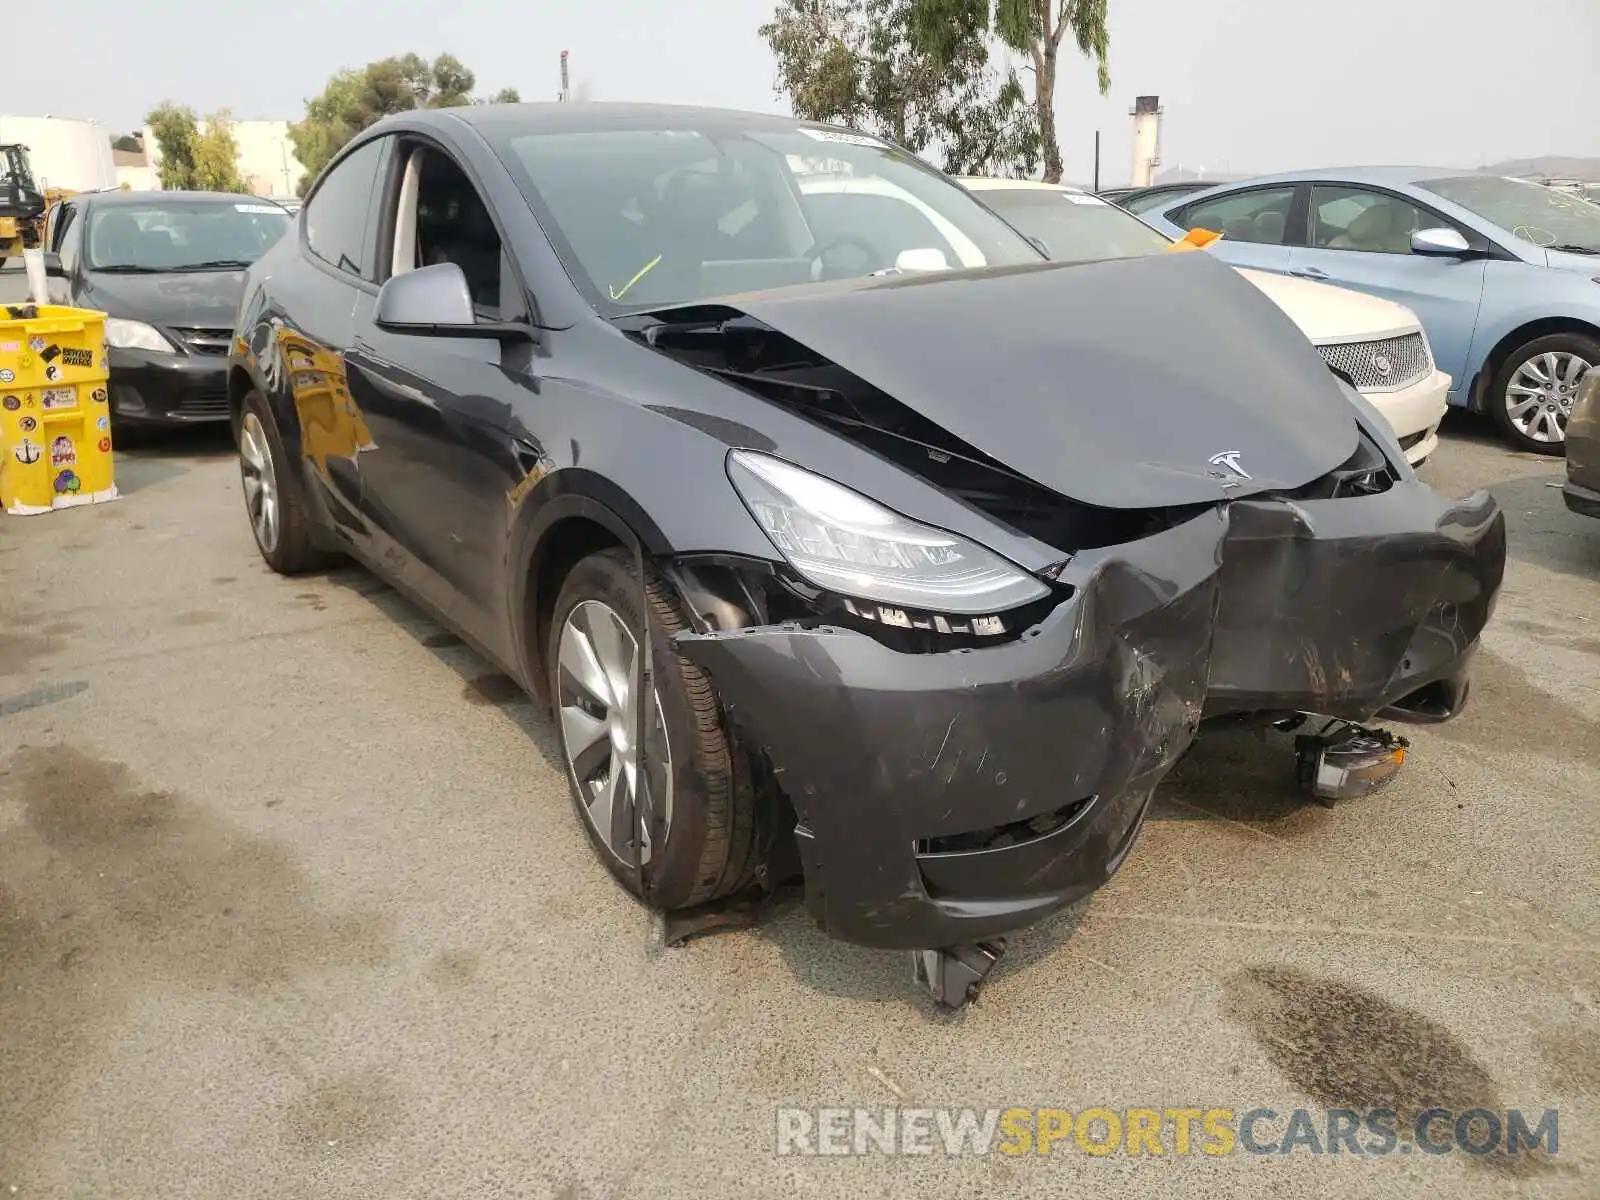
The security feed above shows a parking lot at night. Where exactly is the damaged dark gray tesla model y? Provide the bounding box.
[228,103,1506,1006]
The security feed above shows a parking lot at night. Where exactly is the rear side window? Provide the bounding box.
[304,139,385,279]
[1177,186,1297,245]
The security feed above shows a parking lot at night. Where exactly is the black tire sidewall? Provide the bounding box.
[1489,332,1600,455]
[547,550,729,910]
[241,390,322,573]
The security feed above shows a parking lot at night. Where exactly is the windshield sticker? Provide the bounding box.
[234,203,282,214]
[798,128,887,149]
[1064,194,1108,205]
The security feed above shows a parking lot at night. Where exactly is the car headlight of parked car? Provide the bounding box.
[105,318,179,353]
[727,449,1051,616]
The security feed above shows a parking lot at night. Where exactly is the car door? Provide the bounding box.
[1165,184,1301,273]
[344,137,534,651]
[45,201,80,304]
[1287,183,1488,395]
[279,135,390,535]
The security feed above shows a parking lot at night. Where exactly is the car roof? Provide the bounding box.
[413,100,845,137]
[957,176,1085,194]
[83,189,285,207]
[1182,166,1493,189]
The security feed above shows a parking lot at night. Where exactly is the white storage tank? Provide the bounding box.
[0,115,118,193]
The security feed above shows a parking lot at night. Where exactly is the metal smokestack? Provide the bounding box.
[1129,95,1162,188]
[559,50,570,103]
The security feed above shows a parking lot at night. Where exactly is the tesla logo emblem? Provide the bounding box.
[1372,352,1393,377]
[1207,450,1252,480]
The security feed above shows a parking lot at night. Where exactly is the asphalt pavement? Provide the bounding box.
[1,401,1596,1197]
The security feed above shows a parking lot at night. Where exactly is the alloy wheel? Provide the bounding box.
[556,599,674,866]
[1505,350,1592,445]
[239,412,280,553]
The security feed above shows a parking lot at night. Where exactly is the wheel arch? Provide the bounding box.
[510,474,674,707]
[1468,316,1600,412]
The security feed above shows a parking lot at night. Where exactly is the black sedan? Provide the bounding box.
[42,190,292,427]
[226,103,1505,1004]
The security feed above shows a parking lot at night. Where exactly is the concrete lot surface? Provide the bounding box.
[1,413,1596,1199]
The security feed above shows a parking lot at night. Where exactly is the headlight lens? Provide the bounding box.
[727,450,1050,615]
[105,318,178,353]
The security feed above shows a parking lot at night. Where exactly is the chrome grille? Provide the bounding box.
[170,326,233,356]
[1317,332,1431,392]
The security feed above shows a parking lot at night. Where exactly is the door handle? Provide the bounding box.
[1290,267,1329,280]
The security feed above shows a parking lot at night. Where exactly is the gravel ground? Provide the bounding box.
[0,406,1596,1199]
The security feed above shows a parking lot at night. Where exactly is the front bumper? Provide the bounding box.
[675,482,1505,950]
[107,348,230,425]
[1362,368,1449,465]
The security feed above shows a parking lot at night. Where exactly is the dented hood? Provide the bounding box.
[724,252,1361,508]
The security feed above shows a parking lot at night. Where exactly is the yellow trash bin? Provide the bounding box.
[0,303,118,515]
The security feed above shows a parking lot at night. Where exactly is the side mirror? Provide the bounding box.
[42,251,65,278]
[1410,227,1471,257]
[374,261,534,341]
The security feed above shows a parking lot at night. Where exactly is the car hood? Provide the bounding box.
[79,268,246,329]
[709,252,1360,509]
[1234,268,1421,343]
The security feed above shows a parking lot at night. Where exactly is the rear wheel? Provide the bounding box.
[1488,332,1599,454]
[548,548,759,910]
[238,390,340,574]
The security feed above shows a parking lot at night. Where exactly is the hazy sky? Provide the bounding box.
[18,0,1600,186]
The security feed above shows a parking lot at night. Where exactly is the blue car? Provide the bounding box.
[1143,168,1600,454]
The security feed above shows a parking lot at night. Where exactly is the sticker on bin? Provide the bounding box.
[50,436,76,467]
[96,415,109,431]
[44,364,61,382]
[14,439,42,464]
[0,369,13,384]
[62,347,94,368]
[91,387,107,403]
[19,415,37,432]
[54,470,80,494]
[41,387,76,410]
[0,340,18,353]
[28,335,45,353]
[2,394,18,411]
[98,437,112,453]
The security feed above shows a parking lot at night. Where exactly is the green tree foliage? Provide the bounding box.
[145,103,247,192]
[761,0,1040,178]
[111,134,142,153]
[191,110,249,193]
[146,103,200,190]
[994,0,1110,183]
[289,54,519,193]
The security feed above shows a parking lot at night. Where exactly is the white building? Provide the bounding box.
[0,115,118,192]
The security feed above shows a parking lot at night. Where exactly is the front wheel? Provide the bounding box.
[238,391,340,573]
[548,548,760,911]
[1488,332,1599,455]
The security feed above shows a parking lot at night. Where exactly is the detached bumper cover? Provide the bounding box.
[674,483,1505,949]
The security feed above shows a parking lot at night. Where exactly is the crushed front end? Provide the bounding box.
[673,481,1504,951]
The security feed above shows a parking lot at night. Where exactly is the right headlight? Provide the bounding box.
[726,450,1050,616]
[105,318,179,354]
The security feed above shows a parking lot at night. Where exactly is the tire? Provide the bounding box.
[548,547,759,911]
[237,390,340,574]
[1488,332,1600,455]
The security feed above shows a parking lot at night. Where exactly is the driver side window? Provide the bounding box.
[388,144,512,320]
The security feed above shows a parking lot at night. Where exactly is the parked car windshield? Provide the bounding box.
[977,188,1173,262]
[1418,175,1600,252]
[490,122,1044,309]
[86,199,293,271]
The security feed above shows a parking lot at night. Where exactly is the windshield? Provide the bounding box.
[976,187,1172,262]
[86,199,293,271]
[489,123,1042,309]
[1418,175,1600,252]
